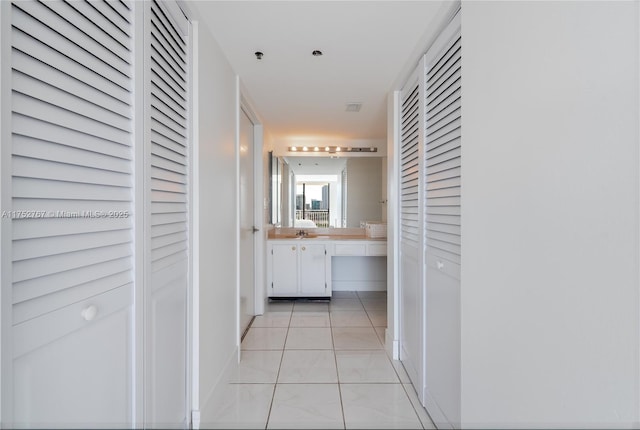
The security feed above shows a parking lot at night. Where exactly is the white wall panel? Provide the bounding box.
[461,1,639,427]
[187,7,240,425]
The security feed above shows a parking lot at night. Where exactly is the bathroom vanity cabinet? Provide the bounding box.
[267,235,388,298]
[268,241,330,297]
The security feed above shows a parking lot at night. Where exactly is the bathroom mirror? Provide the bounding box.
[269,155,386,228]
[269,151,282,225]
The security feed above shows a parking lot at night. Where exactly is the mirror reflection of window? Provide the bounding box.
[295,182,331,228]
[271,156,385,228]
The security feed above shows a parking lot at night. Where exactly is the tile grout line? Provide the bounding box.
[330,299,348,430]
[360,293,385,349]
[257,295,390,429]
[400,381,432,430]
[353,293,424,429]
[263,305,293,429]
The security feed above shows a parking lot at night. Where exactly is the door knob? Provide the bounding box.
[302,246,306,251]
[81,305,98,321]
[252,226,259,233]
[291,246,296,251]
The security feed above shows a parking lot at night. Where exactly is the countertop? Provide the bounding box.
[267,234,386,241]
[267,227,386,241]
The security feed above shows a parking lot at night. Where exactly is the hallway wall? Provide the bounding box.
[192,17,240,420]
[461,1,639,427]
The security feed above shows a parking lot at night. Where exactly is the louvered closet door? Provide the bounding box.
[8,0,134,427]
[423,13,461,428]
[144,0,189,427]
[399,63,426,401]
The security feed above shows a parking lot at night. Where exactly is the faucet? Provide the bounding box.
[296,230,308,237]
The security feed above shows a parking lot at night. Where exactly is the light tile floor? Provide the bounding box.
[204,291,436,429]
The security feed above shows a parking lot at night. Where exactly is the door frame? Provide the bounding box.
[238,91,264,327]
[0,1,13,423]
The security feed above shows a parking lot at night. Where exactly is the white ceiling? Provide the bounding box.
[189,1,449,148]
[285,156,346,175]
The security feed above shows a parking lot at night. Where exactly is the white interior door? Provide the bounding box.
[144,1,189,427]
[239,109,255,336]
[6,0,135,426]
[3,1,192,427]
[399,63,426,402]
[423,14,461,427]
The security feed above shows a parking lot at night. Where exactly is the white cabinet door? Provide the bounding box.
[268,241,329,297]
[271,243,299,296]
[299,244,327,296]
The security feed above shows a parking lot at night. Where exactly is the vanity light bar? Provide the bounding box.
[288,146,377,153]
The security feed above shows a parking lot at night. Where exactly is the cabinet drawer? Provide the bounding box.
[366,243,387,256]
[334,243,366,256]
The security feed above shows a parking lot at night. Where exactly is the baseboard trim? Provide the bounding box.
[388,335,399,360]
[331,280,386,291]
[424,388,453,429]
[191,409,201,429]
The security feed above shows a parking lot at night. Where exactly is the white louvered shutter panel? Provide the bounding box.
[11,0,134,333]
[398,63,426,398]
[9,0,135,426]
[400,73,422,252]
[144,0,189,425]
[424,33,461,272]
[422,16,462,426]
[148,0,188,274]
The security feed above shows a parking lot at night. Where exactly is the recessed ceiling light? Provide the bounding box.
[312,50,323,56]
